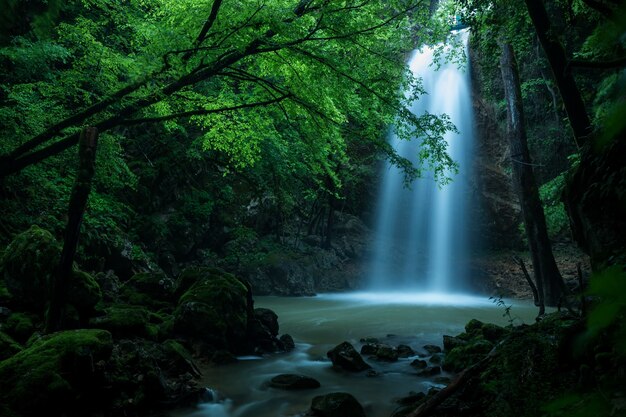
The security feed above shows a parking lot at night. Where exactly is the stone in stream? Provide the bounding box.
[269,374,321,390]
[443,335,468,352]
[327,341,371,372]
[396,344,415,358]
[308,392,366,417]
[416,366,442,377]
[423,344,442,354]
[279,334,295,351]
[410,359,428,369]
[374,344,398,362]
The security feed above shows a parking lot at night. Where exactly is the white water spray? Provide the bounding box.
[368,29,476,293]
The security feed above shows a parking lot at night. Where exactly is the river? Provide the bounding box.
[173,292,540,417]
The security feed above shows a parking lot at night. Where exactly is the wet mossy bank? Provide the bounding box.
[394,312,626,417]
[0,226,294,417]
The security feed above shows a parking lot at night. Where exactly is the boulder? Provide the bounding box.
[423,344,442,354]
[90,305,160,340]
[443,339,494,372]
[375,344,398,362]
[410,359,428,369]
[308,392,366,417]
[416,366,441,377]
[254,308,279,336]
[173,268,248,352]
[4,312,38,343]
[397,344,415,358]
[443,335,468,352]
[67,270,102,319]
[120,272,174,308]
[0,226,60,312]
[327,341,371,372]
[0,329,113,417]
[269,374,321,390]
[280,334,295,351]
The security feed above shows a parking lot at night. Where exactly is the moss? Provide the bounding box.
[173,268,248,350]
[90,305,161,340]
[4,312,38,343]
[443,339,494,372]
[0,225,61,311]
[67,270,102,316]
[0,329,113,417]
[0,331,22,360]
[0,279,11,303]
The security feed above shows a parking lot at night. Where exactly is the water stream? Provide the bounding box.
[173,295,540,417]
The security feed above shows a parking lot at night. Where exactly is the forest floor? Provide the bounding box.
[471,241,591,299]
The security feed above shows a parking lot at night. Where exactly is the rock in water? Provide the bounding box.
[308,392,366,417]
[327,341,371,372]
[254,308,279,336]
[269,374,321,390]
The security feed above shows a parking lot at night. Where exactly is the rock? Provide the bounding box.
[443,339,494,372]
[423,344,442,354]
[375,344,398,362]
[94,270,121,301]
[308,392,366,417]
[0,331,21,360]
[410,359,428,369]
[161,340,202,377]
[254,308,279,336]
[443,335,468,352]
[465,318,485,334]
[0,329,113,417]
[120,272,175,308]
[67,270,102,319]
[360,337,379,344]
[248,318,280,353]
[327,341,371,372]
[0,225,60,312]
[417,366,441,377]
[280,334,295,351]
[90,305,160,340]
[397,344,415,358]
[4,312,38,343]
[173,268,248,352]
[429,353,443,365]
[360,343,378,355]
[269,374,321,390]
[481,323,509,342]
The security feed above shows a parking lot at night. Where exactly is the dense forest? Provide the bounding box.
[0,0,625,416]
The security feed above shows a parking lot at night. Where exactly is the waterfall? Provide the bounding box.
[368,29,475,293]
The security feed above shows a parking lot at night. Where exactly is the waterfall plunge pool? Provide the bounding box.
[173,294,541,417]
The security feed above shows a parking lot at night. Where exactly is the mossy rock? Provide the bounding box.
[4,312,39,343]
[443,339,494,372]
[67,270,102,318]
[0,331,22,360]
[120,272,174,309]
[0,329,113,417]
[174,266,223,298]
[173,268,248,351]
[90,305,160,340]
[0,226,61,312]
[0,279,12,304]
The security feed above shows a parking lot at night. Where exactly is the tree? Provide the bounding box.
[0,0,456,184]
[500,42,565,307]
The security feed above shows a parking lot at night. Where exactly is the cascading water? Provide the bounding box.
[368,29,475,293]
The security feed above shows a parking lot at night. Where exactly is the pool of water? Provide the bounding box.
[172,293,540,417]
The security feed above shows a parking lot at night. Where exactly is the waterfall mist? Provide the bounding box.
[368,29,476,293]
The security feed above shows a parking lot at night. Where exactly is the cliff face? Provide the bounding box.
[469,47,523,252]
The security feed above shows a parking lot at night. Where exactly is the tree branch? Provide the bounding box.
[118,94,291,126]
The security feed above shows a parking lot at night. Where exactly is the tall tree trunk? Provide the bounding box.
[524,0,592,147]
[45,127,98,333]
[500,43,565,307]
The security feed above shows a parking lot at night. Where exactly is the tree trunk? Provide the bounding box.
[524,0,592,147]
[500,43,565,306]
[45,127,98,333]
